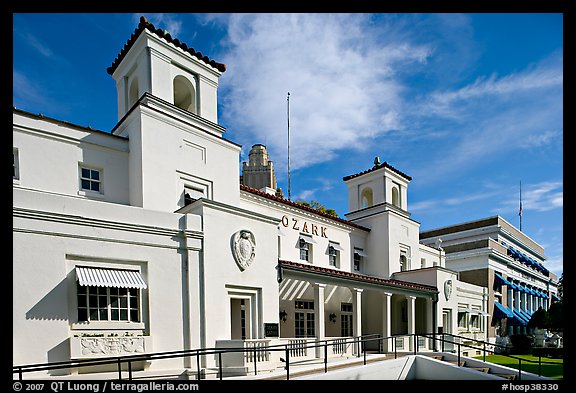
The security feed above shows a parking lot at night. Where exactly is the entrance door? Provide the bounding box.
[231,298,251,340]
[442,308,453,350]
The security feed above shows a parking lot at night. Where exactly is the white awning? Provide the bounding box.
[76,266,147,289]
[329,242,345,251]
[354,249,368,257]
[299,235,318,244]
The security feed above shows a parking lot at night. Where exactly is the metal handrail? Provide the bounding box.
[13,332,560,380]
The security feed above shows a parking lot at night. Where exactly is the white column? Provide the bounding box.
[507,287,514,309]
[507,286,514,336]
[514,288,521,310]
[382,292,392,352]
[522,290,527,312]
[352,288,363,337]
[426,298,433,350]
[314,283,326,357]
[407,295,416,351]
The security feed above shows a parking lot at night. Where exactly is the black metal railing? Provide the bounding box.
[13,332,559,381]
[417,332,560,380]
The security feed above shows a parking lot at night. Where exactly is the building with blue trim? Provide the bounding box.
[420,216,559,344]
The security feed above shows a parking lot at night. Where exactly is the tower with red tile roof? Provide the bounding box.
[107,16,226,124]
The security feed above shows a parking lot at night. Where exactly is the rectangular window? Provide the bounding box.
[80,167,102,193]
[294,300,315,338]
[328,245,338,267]
[400,249,409,271]
[471,307,481,329]
[353,248,363,272]
[295,312,305,338]
[458,311,467,328]
[77,283,140,322]
[328,242,343,268]
[299,238,311,262]
[184,185,205,205]
[470,314,479,329]
[341,303,353,337]
[13,148,19,180]
[421,258,426,269]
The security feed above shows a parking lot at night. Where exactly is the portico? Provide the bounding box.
[278,260,438,356]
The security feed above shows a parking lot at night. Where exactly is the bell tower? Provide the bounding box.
[107,16,226,124]
[106,16,241,212]
[343,158,419,278]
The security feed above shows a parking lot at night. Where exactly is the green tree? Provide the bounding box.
[528,307,550,329]
[548,301,563,332]
[296,199,338,217]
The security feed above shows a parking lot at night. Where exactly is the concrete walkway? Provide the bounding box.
[15,352,414,380]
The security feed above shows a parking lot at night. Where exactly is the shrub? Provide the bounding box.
[509,334,533,354]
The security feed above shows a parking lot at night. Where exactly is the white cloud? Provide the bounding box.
[293,178,334,202]
[422,53,563,119]
[492,181,563,215]
[409,53,563,183]
[23,32,54,58]
[13,71,50,109]
[219,13,431,170]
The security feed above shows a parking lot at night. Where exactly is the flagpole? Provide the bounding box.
[519,180,522,232]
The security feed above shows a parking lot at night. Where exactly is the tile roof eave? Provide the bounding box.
[278,260,438,294]
[240,184,370,232]
[343,161,412,182]
[107,16,226,76]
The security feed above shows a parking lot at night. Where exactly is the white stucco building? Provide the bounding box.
[13,16,490,378]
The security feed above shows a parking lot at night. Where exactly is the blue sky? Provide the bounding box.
[12,13,563,278]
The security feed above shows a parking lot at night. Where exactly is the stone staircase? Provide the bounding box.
[431,355,517,380]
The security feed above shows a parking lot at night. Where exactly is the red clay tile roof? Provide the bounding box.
[107,16,226,75]
[240,184,370,232]
[279,260,438,293]
[343,161,412,182]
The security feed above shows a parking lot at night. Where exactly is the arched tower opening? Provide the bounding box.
[173,75,197,113]
[128,77,139,109]
[392,186,400,208]
[361,187,373,209]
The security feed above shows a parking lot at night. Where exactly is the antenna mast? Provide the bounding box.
[287,92,291,200]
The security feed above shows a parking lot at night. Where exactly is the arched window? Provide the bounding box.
[361,187,373,209]
[173,75,196,113]
[392,186,400,207]
[128,77,139,109]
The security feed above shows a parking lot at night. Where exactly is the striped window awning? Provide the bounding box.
[76,266,147,289]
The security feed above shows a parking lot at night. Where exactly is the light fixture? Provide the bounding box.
[329,313,337,323]
[279,310,288,322]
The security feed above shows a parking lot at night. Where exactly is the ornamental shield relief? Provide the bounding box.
[231,230,256,271]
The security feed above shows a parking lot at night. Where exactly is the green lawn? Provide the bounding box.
[473,354,563,379]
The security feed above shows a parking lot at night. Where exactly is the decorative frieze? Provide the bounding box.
[70,336,152,358]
